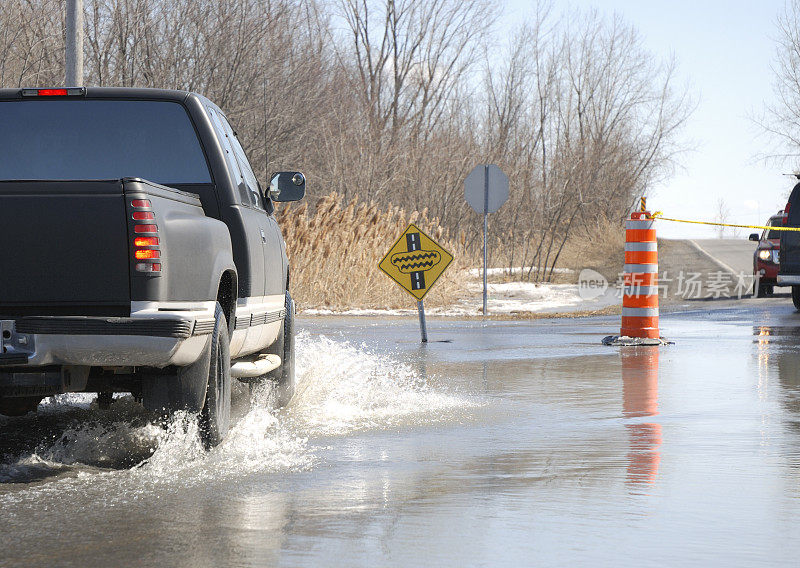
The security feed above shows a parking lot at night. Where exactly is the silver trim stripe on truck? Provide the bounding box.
[192,319,216,335]
[15,317,195,338]
[234,309,286,331]
[195,309,285,335]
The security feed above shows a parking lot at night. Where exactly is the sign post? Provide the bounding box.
[65,0,83,87]
[464,165,509,315]
[379,224,454,343]
[417,300,428,343]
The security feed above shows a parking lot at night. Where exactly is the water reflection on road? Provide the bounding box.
[1,309,800,566]
[621,348,661,487]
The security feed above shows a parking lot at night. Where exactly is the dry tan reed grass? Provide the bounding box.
[556,218,626,281]
[277,193,471,310]
[279,193,625,310]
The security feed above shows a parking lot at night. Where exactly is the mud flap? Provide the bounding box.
[141,335,211,414]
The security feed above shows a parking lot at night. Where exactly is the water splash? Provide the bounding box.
[289,334,478,436]
[0,332,478,485]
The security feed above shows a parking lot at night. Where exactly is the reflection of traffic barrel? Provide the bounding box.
[621,211,659,339]
[621,347,661,485]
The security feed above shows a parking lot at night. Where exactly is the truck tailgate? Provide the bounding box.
[0,180,130,315]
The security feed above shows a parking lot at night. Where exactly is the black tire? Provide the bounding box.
[793,286,800,310]
[265,290,296,407]
[757,283,771,297]
[198,302,232,448]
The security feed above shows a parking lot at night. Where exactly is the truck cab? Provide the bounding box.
[0,87,304,447]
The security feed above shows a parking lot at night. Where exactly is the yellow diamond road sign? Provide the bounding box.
[379,223,454,301]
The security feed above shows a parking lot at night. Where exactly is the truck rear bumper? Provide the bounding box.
[777,274,800,285]
[0,302,215,368]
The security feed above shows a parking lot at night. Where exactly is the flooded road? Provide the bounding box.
[2,306,800,567]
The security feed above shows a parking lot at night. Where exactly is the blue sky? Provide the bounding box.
[505,0,790,238]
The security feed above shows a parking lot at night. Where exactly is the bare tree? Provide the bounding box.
[714,198,731,238]
[328,0,495,203]
[763,0,800,165]
[0,0,691,283]
[479,9,691,280]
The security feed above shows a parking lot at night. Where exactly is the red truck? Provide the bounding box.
[749,212,786,297]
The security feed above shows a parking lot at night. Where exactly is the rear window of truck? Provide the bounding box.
[0,99,211,184]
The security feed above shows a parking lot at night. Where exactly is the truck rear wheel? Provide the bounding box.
[140,303,232,448]
[793,286,800,310]
[199,302,232,448]
[265,290,296,407]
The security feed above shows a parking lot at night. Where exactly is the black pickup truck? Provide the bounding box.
[0,87,305,447]
[780,180,800,309]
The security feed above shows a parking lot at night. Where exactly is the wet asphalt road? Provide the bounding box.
[2,303,800,567]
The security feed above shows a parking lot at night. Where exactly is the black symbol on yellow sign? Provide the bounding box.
[379,223,453,300]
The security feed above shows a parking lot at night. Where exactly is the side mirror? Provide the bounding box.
[749,233,760,241]
[269,171,305,202]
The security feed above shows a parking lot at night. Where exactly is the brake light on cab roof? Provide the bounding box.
[20,88,86,97]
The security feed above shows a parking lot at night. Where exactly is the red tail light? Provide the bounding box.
[135,249,161,260]
[129,197,161,273]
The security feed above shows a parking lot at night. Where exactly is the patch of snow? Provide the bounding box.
[441,281,618,316]
[467,266,574,278]
[300,281,619,317]
[303,307,416,316]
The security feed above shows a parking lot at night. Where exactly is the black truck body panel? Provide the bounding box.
[123,178,234,303]
[0,178,234,314]
[781,182,800,276]
[0,180,130,316]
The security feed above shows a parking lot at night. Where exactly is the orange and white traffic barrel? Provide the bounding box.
[621,211,659,339]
